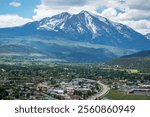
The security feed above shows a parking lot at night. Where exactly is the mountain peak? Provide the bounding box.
[79,10,91,14]
[59,12,71,17]
[78,10,94,17]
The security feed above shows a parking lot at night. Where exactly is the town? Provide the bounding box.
[0,64,150,100]
[36,78,101,100]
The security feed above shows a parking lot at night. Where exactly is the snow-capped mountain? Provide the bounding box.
[35,11,149,50]
[38,11,106,38]
[0,11,150,63]
[0,10,149,50]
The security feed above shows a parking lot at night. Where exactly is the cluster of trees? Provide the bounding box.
[0,86,8,99]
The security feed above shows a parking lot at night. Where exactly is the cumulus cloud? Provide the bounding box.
[121,20,150,34]
[33,0,125,20]
[126,0,150,10]
[101,8,118,18]
[9,1,21,7]
[42,0,88,7]
[0,15,32,28]
[33,0,107,20]
[33,4,96,20]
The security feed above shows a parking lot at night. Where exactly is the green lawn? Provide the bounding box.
[102,90,150,100]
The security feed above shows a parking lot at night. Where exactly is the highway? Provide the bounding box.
[87,81,110,100]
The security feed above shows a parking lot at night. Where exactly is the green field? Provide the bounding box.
[126,69,139,74]
[102,90,150,100]
[101,68,140,74]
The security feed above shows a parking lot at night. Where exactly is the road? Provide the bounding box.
[87,81,110,100]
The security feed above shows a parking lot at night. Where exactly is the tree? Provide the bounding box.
[0,87,9,99]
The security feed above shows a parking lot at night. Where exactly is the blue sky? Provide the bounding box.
[0,0,150,34]
[0,0,41,18]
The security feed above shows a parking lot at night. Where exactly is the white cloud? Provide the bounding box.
[100,7,150,21]
[9,1,21,7]
[101,8,117,18]
[120,20,150,35]
[33,0,110,20]
[42,0,87,6]
[126,0,150,10]
[33,0,126,20]
[0,15,32,28]
[33,4,96,20]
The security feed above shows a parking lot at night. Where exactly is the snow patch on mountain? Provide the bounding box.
[84,13,97,34]
[145,33,150,40]
[38,12,71,31]
[77,24,84,34]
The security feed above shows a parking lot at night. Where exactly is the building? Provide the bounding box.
[36,83,48,91]
[70,95,81,100]
[129,88,150,95]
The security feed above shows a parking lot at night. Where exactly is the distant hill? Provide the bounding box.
[107,50,150,68]
[107,57,150,68]
[0,45,39,54]
[122,50,150,58]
